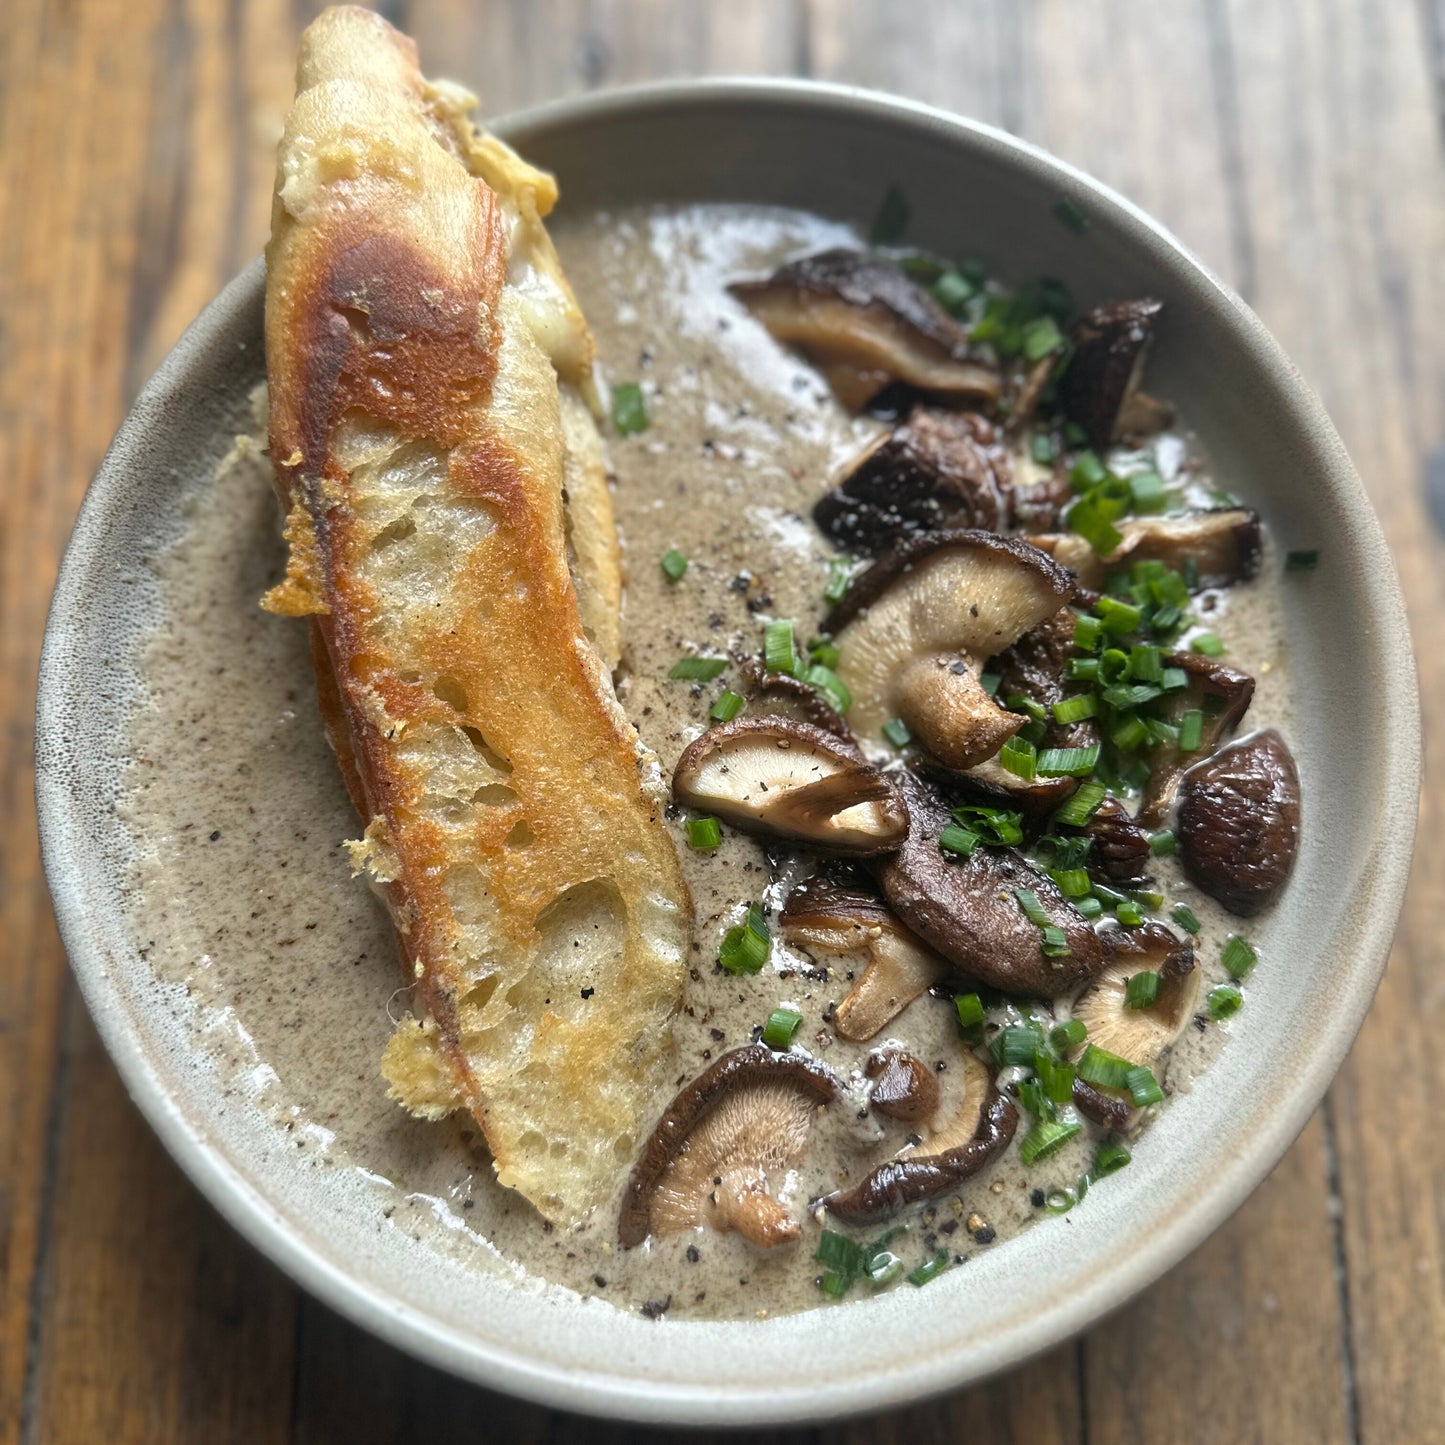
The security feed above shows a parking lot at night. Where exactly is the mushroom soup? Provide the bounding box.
[123,201,1301,1320]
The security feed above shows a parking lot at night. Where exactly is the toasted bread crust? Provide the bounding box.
[263,7,687,1222]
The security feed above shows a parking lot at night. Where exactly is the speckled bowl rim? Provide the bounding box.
[36,79,1419,1425]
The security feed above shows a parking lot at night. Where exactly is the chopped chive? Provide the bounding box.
[1129,643,1163,683]
[1052,198,1092,234]
[940,823,981,859]
[866,1250,906,1287]
[1037,745,1101,778]
[764,618,797,676]
[1053,780,1107,827]
[1171,903,1202,935]
[1108,715,1150,753]
[669,655,728,681]
[1178,709,1205,753]
[1040,925,1072,957]
[1065,656,1101,682]
[762,1006,802,1049]
[1064,420,1088,446]
[1091,882,1130,907]
[1007,692,1049,724]
[1128,470,1168,513]
[824,555,854,605]
[1051,1018,1087,1052]
[1073,614,1104,651]
[1095,596,1143,634]
[1076,895,1104,919]
[907,1251,951,1287]
[1020,1118,1083,1165]
[995,1023,1046,1067]
[1022,314,1065,361]
[718,904,770,975]
[1000,735,1038,779]
[1068,497,1124,555]
[1221,934,1257,979]
[1049,867,1091,898]
[1286,549,1319,571]
[1209,983,1244,1020]
[1132,887,1164,911]
[930,269,977,314]
[1094,1142,1132,1176]
[953,804,1025,847]
[1160,666,1189,693]
[611,382,649,436]
[807,637,840,669]
[1035,1049,1077,1104]
[1124,970,1161,1009]
[1148,829,1177,857]
[1101,682,1163,711]
[709,689,745,722]
[882,717,912,749]
[1051,693,1098,725]
[1032,433,1056,465]
[1190,632,1226,657]
[803,663,852,714]
[660,547,688,581]
[685,816,722,851]
[1017,1076,1053,1119]
[816,1228,863,1275]
[1078,1043,1134,1089]
[955,992,985,1030]
[818,1270,851,1298]
[1014,889,1051,928]
[1125,1065,1165,1107]
[1099,647,1131,683]
[980,670,1003,697]
[870,184,910,245]
[1115,900,1144,927]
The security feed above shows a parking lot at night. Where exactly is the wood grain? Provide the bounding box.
[2,1,1440,1442]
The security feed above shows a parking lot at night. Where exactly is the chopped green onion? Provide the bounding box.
[869,184,910,244]
[1007,692,1049,723]
[1124,971,1161,1009]
[866,1250,906,1287]
[1094,1143,1132,1176]
[1102,682,1163,711]
[1053,780,1107,828]
[1209,983,1244,1020]
[955,992,985,1030]
[1045,1187,1076,1214]
[1177,709,1205,753]
[953,804,1025,847]
[1129,643,1163,682]
[940,823,981,859]
[685,816,722,851]
[1099,647,1131,683]
[1049,867,1091,898]
[719,904,770,975]
[1014,890,1051,928]
[1052,199,1092,234]
[669,655,728,681]
[764,618,797,675]
[660,547,688,581]
[611,382,649,436]
[996,1023,1046,1067]
[1190,632,1226,657]
[999,735,1038,779]
[1286,549,1319,571]
[1221,934,1257,980]
[1020,1118,1083,1164]
[1126,1065,1165,1107]
[882,717,912,750]
[1132,887,1164,911]
[1160,666,1189,691]
[1064,421,1088,446]
[1115,900,1144,927]
[762,1006,802,1049]
[1051,693,1098,725]
[1022,314,1065,361]
[1109,715,1150,753]
[1078,1043,1134,1090]
[1051,1019,1087,1052]
[1040,925,1072,957]
[1073,614,1104,651]
[1148,829,1177,857]
[1076,896,1104,919]
[907,1252,951,1287]
[1037,745,1100,778]
[1065,656,1101,683]
[818,1270,851,1298]
[824,555,854,605]
[1128,470,1168,512]
[980,670,1003,697]
[1032,433,1056,465]
[1017,1076,1053,1119]
[1090,882,1129,907]
[816,1228,863,1275]
[930,269,977,315]
[1171,903,1202,935]
[1069,495,1124,555]
[709,690,745,722]
[1095,596,1142,634]
[803,663,852,714]
[1035,1049,1076,1104]
[807,637,840,669]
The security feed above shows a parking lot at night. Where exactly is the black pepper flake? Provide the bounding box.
[709,1027,725,1042]
[208,830,221,842]
[972,1224,996,1245]
[940,1219,958,1235]
[580,986,595,999]
[593,1274,608,1289]
[1030,1188,1046,1209]
[686,1245,700,1264]
[640,1295,672,1319]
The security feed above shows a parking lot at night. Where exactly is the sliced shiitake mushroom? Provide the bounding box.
[1055,299,1163,446]
[875,771,1107,996]
[735,659,854,741]
[1084,796,1152,886]
[865,1049,942,1123]
[780,878,945,1041]
[1137,653,1256,827]
[826,530,1075,769]
[1029,509,1262,591]
[1177,729,1301,915]
[618,1045,838,1249]
[993,605,1101,751]
[672,716,908,856]
[823,1050,1017,1221]
[731,250,1001,411]
[925,754,1077,825]
[813,409,1010,550]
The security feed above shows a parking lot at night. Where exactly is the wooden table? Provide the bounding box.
[3,3,1441,1440]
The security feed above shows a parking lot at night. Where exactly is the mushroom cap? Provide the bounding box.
[1029,509,1262,591]
[875,771,1108,997]
[618,1045,839,1249]
[671,716,909,856]
[826,530,1076,755]
[1055,298,1163,447]
[813,408,1011,551]
[1177,729,1301,915]
[823,1050,1018,1221]
[780,877,945,1041]
[1084,795,1153,886]
[1070,922,1200,1072]
[735,659,855,741]
[731,250,1000,411]
[865,1050,943,1123]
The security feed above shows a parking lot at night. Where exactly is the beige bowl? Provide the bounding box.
[35,81,1419,1425]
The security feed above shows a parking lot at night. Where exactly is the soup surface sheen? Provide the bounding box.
[121,203,1293,1320]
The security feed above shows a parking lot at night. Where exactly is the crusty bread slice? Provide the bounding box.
[262,6,688,1224]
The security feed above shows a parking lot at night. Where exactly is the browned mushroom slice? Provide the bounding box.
[735,659,854,741]
[865,1050,942,1123]
[618,1046,839,1249]
[1055,299,1163,446]
[876,771,1107,996]
[1072,923,1200,1069]
[1177,729,1300,915]
[1029,509,1262,591]
[823,1051,1017,1221]
[933,755,1078,824]
[1005,354,1057,435]
[1137,653,1255,827]
[993,605,1101,751]
[730,251,1000,411]
[1084,796,1152,885]
[780,878,945,1041]
[1072,1076,1135,1129]
[813,409,1010,550]
[672,716,908,856]
[827,530,1075,769]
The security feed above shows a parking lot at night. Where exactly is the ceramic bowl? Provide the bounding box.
[35,80,1419,1425]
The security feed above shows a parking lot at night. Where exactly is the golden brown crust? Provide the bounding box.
[264,6,688,1222]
